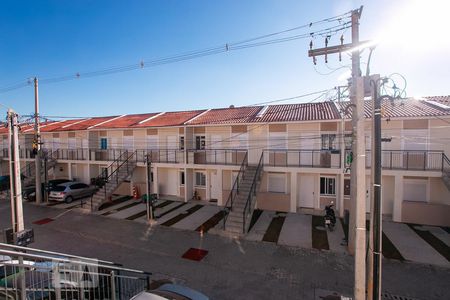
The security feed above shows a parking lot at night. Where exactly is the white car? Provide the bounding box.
[48,182,96,203]
[131,284,209,300]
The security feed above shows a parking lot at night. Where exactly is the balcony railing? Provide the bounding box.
[263,149,341,168]
[187,149,248,165]
[51,148,90,160]
[343,149,444,171]
[136,149,184,164]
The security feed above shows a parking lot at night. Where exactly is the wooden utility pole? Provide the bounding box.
[34,77,43,204]
[308,6,366,299]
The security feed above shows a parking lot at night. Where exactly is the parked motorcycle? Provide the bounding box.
[324,202,336,231]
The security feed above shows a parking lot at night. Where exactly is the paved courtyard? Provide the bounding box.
[37,196,450,268]
[0,196,449,299]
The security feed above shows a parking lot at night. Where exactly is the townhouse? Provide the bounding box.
[1,96,449,230]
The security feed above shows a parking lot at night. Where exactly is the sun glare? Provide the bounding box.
[376,0,450,52]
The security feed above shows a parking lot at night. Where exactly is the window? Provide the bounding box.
[344,179,351,196]
[150,172,154,182]
[195,172,206,187]
[180,171,185,186]
[321,134,336,150]
[179,136,185,150]
[268,173,286,193]
[100,138,108,150]
[320,177,336,195]
[195,136,206,150]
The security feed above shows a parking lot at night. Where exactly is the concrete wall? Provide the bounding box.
[402,201,450,226]
[256,192,290,212]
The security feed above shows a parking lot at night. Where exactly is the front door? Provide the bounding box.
[210,171,220,200]
[298,174,315,208]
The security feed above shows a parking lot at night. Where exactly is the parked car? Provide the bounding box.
[48,182,97,203]
[131,284,209,300]
[23,179,73,202]
[0,175,27,192]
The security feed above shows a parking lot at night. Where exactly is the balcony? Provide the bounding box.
[136,149,184,164]
[187,149,247,165]
[363,150,444,171]
[263,149,341,168]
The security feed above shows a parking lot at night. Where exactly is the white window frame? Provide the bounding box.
[267,173,287,194]
[195,171,206,187]
[195,135,206,150]
[179,136,185,150]
[320,176,336,196]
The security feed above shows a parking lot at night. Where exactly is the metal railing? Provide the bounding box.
[263,149,341,168]
[18,148,36,159]
[91,150,137,210]
[89,149,131,162]
[0,148,8,159]
[357,150,444,171]
[135,149,184,164]
[0,242,151,300]
[51,148,89,161]
[242,153,264,234]
[443,153,450,175]
[222,152,248,230]
[187,149,247,165]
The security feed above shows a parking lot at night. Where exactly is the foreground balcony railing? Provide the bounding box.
[362,150,444,171]
[264,149,342,168]
[187,149,248,165]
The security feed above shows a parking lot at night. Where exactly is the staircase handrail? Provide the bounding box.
[91,150,135,188]
[222,151,248,229]
[242,153,264,234]
[443,153,450,174]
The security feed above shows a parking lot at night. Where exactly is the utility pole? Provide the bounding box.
[8,109,24,233]
[308,6,366,299]
[34,77,43,204]
[145,155,153,222]
[368,79,383,300]
[8,108,27,300]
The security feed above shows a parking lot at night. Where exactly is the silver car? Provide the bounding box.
[48,182,96,203]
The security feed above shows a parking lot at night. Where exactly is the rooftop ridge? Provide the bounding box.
[88,115,126,129]
[138,112,165,125]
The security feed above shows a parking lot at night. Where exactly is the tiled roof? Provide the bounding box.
[59,116,119,131]
[338,98,450,119]
[252,102,341,122]
[40,119,85,132]
[133,110,205,127]
[95,113,159,129]
[187,106,263,125]
[424,95,450,107]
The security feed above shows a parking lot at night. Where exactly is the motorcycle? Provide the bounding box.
[324,202,336,231]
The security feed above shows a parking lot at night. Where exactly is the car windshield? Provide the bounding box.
[52,186,66,192]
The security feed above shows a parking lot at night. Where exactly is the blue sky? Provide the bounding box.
[1,0,449,118]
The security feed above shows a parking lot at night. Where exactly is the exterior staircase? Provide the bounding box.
[21,150,57,187]
[442,154,450,191]
[90,150,137,211]
[224,154,264,235]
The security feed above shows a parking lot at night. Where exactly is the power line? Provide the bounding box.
[0,12,352,94]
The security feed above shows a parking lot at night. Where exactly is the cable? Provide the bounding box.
[0,12,352,94]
